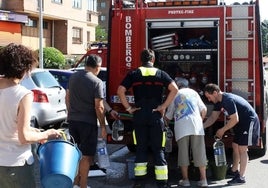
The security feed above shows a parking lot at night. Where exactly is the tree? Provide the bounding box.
[37,47,66,69]
[262,20,268,56]
[96,25,108,42]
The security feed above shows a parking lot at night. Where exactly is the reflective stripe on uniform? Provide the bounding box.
[134,162,148,176]
[155,165,168,180]
[132,130,137,145]
[139,67,158,76]
[162,131,166,147]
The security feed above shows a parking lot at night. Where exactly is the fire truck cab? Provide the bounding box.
[106,0,267,155]
[72,42,108,68]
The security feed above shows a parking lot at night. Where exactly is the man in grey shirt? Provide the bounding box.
[66,54,107,188]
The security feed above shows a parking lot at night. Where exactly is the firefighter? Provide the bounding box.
[117,49,178,188]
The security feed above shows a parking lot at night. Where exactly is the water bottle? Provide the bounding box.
[96,138,110,168]
[112,119,124,141]
[213,137,227,166]
[165,127,173,153]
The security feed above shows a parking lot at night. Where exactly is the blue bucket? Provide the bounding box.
[37,140,81,188]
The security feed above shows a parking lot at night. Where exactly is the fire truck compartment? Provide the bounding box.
[146,20,218,103]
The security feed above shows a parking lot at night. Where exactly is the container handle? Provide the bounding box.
[58,129,77,145]
[214,135,221,141]
[59,130,67,141]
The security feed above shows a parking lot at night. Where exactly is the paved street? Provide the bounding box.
[86,146,268,188]
[34,127,268,188]
[34,143,268,188]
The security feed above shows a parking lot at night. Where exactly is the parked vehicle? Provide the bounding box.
[49,67,107,100]
[48,69,74,89]
[72,42,108,68]
[20,68,67,129]
[69,67,107,97]
[69,67,107,83]
[106,0,267,155]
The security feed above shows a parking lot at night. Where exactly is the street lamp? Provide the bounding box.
[39,0,43,69]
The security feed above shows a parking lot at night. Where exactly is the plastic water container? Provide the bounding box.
[96,138,110,168]
[213,137,227,166]
[165,127,173,153]
[112,119,124,141]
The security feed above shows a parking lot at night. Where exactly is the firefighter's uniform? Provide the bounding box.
[120,64,173,185]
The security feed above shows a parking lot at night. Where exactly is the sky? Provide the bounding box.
[224,0,267,21]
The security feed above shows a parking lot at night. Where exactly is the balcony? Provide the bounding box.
[87,10,99,26]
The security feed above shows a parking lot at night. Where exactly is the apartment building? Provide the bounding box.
[97,0,110,39]
[0,0,99,55]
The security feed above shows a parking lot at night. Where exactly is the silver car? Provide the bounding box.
[20,68,67,129]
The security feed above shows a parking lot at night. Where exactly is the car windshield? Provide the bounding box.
[31,71,60,88]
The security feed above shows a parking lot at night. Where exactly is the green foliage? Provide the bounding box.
[96,25,108,41]
[262,20,268,55]
[38,47,66,69]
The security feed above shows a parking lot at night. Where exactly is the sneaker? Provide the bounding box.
[73,186,91,188]
[226,168,239,178]
[197,179,208,187]
[178,179,190,187]
[227,175,246,185]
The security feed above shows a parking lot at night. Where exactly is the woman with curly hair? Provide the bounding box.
[0,43,62,188]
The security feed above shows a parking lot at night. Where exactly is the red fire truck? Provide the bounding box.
[106,0,267,155]
[72,42,108,68]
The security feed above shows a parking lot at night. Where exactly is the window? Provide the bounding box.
[100,15,106,21]
[31,71,60,88]
[100,2,106,8]
[87,12,92,22]
[73,0,82,9]
[87,31,90,43]
[72,27,82,44]
[43,21,49,29]
[26,18,38,27]
[52,0,62,4]
[88,0,97,12]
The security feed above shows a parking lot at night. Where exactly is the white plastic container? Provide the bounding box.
[213,138,227,166]
[96,138,110,168]
[112,119,124,141]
